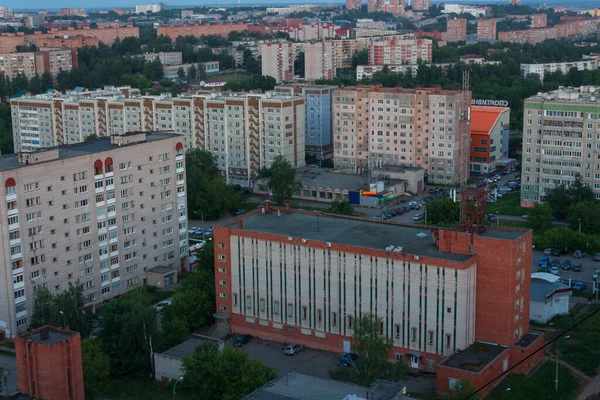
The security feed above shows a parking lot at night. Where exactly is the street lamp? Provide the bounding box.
[578,218,582,234]
[503,387,511,400]
[173,376,184,399]
[556,336,570,392]
[496,211,499,226]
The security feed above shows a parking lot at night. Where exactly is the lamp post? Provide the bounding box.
[425,207,428,224]
[503,387,511,400]
[496,211,499,226]
[173,376,184,400]
[578,218,582,234]
[556,336,570,392]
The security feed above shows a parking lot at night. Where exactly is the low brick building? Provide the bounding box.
[15,326,84,400]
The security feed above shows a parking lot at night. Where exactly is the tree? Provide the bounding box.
[527,202,553,233]
[181,343,277,400]
[261,155,301,205]
[447,378,478,400]
[569,174,595,204]
[545,184,570,220]
[567,200,600,235]
[177,67,186,80]
[85,134,98,142]
[187,64,197,81]
[31,282,90,336]
[82,338,110,399]
[328,200,355,215]
[425,197,460,226]
[351,48,368,68]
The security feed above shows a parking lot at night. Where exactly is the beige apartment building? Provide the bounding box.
[367,37,433,65]
[141,51,182,66]
[11,87,306,187]
[412,0,430,11]
[0,132,188,336]
[304,41,336,80]
[447,18,467,43]
[0,48,76,80]
[259,42,294,83]
[332,39,367,69]
[333,85,469,184]
[477,18,497,40]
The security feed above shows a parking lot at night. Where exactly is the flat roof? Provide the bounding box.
[29,327,75,345]
[0,133,175,173]
[231,212,474,262]
[530,280,571,302]
[297,168,369,191]
[148,265,177,275]
[440,341,507,372]
[161,337,208,359]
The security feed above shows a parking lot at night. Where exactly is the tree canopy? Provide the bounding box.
[31,282,90,336]
[425,197,460,226]
[260,155,301,205]
[81,338,110,400]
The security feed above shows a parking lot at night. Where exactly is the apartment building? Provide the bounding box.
[332,85,469,184]
[141,52,182,66]
[412,0,430,11]
[0,132,188,336]
[304,41,336,81]
[477,18,497,40]
[333,39,367,69]
[498,19,600,44]
[157,23,266,41]
[275,84,336,157]
[367,37,432,65]
[11,88,306,187]
[520,86,600,207]
[260,42,294,83]
[214,208,543,396]
[469,106,510,174]
[447,18,467,43]
[520,55,600,81]
[531,13,547,28]
[346,0,362,11]
[367,0,404,16]
[275,23,338,42]
[0,48,77,80]
[135,3,166,13]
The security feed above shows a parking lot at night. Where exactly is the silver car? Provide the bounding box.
[284,344,305,356]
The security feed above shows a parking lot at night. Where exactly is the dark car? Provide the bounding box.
[572,282,587,291]
[339,353,359,367]
[551,259,561,269]
[551,248,563,257]
[486,214,497,222]
[572,263,582,272]
[561,260,572,270]
[233,334,252,347]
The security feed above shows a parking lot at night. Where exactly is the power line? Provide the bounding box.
[465,306,600,399]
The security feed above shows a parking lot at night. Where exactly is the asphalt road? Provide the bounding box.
[531,250,599,293]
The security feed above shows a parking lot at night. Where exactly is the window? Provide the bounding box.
[219,305,228,312]
[274,301,280,315]
[14,289,25,299]
[332,312,337,326]
[347,315,353,329]
[16,317,27,327]
[411,327,417,342]
[232,293,238,306]
[260,298,265,312]
[218,254,226,262]
[218,280,226,286]
[428,330,434,345]
[287,303,293,317]
[101,286,111,295]
[317,309,323,324]
[446,334,452,348]
[246,295,252,309]
[302,306,307,320]
[395,324,400,338]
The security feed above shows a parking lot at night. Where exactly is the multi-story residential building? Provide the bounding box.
[367,37,432,65]
[59,8,86,16]
[346,0,362,11]
[135,2,166,14]
[469,106,510,174]
[0,48,77,80]
[412,0,430,11]
[0,132,188,336]
[367,0,404,16]
[447,18,467,43]
[11,88,306,187]
[275,84,337,158]
[332,85,469,184]
[158,23,266,41]
[498,19,600,44]
[275,23,338,42]
[531,13,548,28]
[304,41,336,81]
[333,39,367,69]
[260,42,294,83]
[520,86,600,207]
[356,62,454,80]
[141,52,182,66]
[477,18,497,40]
[356,19,386,29]
[520,55,600,81]
[214,207,544,396]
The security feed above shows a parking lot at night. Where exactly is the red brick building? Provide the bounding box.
[157,22,266,41]
[15,326,84,400]
[213,207,544,394]
[477,18,497,40]
[531,13,548,28]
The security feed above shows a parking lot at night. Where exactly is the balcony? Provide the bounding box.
[8,222,19,231]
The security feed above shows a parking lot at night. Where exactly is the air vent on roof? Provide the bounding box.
[386,245,395,252]
[414,255,420,260]
[302,239,307,243]
[326,242,332,247]
[394,247,403,253]
[287,237,292,241]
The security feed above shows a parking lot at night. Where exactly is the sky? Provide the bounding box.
[8,0,599,15]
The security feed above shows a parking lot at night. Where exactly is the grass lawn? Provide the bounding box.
[499,219,530,229]
[101,378,196,400]
[485,192,525,216]
[0,349,15,357]
[556,305,600,376]
[406,393,439,400]
[487,361,580,400]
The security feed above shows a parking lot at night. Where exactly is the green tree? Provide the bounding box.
[569,174,595,204]
[351,48,368,68]
[567,200,600,235]
[425,197,460,225]
[81,338,110,399]
[85,134,98,142]
[177,67,186,80]
[181,343,277,400]
[260,155,301,205]
[328,200,355,215]
[528,202,553,233]
[447,378,478,400]
[31,282,90,336]
[187,64,197,81]
[545,184,570,220]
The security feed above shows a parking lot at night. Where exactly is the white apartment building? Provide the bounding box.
[135,2,165,13]
[367,37,433,65]
[259,42,294,83]
[520,55,600,81]
[304,41,336,81]
[11,88,306,187]
[333,85,468,184]
[0,132,188,336]
[141,52,182,66]
[520,86,600,207]
[0,48,76,80]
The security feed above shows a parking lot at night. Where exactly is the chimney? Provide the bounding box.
[285,202,291,213]
[238,220,243,229]
[265,200,271,213]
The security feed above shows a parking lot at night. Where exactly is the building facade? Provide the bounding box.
[469,106,510,174]
[141,52,182,66]
[447,18,467,43]
[367,37,433,65]
[135,2,166,13]
[0,132,188,336]
[498,19,600,44]
[346,0,363,10]
[213,208,540,378]
[477,18,497,40]
[332,85,469,184]
[520,86,600,207]
[531,13,548,29]
[260,42,294,83]
[412,0,430,11]
[275,84,336,157]
[0,48,77,80]
[333,39,367,69]
[304,41,336,81]
[367,0,404,16]
[520,55,600,81]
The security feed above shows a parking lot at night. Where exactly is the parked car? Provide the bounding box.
[154,300,172,311]
[522,215,529,220]
[338,353,359,367]
[550,265,560,275]
[539,256,550,268]
[572,263,582,272]
[551,248,563,257]
[594,253,600,261]
[543,248,553,256]
[561,260,572,270]
[187,228,196,235]
[573,250,586,258]
[233,209,247,216]
[408,201,420,210]
[413,213,424,221]
[486,214,497,222]
[233,334,252,347]
[193,227,204,235]
[572,282,587,291]
[284,344,305,356]
[551,259,561,269]
[204,228,214,236]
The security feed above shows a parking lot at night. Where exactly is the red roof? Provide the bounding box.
[470,106,509,136]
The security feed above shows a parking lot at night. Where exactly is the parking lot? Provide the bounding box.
[532,250,599,295]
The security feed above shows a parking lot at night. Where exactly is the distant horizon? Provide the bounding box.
[8,0,598,14]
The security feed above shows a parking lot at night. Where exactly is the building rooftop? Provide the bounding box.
[525,85,599,104]
[0,133,175,172]
[28,326,75,345]
[147,265,177,275]
[161,336,208,359]
[530,279,571,303]
[297,168,370,191]
[231,211,480,262]
[244,371,406,400]
[470,106,509,136]
[440,341,507,372]
[514,332,542,348]
[337,84,462,96]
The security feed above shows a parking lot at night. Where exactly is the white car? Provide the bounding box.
[154,300,172,311]
[550,266,560,275]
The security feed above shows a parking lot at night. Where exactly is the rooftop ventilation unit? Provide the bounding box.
[394,246,403,253]
[386,245,395,252]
